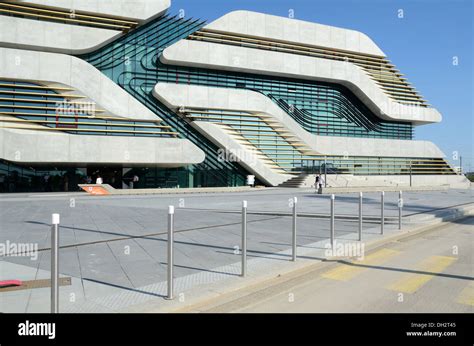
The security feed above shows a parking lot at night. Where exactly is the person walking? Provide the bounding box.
[317,175,325,194]
[315,175,320,189]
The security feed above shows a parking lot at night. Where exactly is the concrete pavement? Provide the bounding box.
[193,217,474,313]
[0,188,472,312]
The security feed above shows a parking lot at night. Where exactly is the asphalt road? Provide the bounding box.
[196,217,474,313]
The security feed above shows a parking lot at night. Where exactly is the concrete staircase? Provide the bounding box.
[278,174,309,188]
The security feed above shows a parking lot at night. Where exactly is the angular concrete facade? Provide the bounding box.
[154,83,445,158]
[0,1,467,192]
[161,30,441,124]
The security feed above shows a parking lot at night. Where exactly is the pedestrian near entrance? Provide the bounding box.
[96,175,103,185]
[315,175,320,189]
[317,175,324,194]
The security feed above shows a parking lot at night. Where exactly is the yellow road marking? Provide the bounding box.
[387,255,456,294]
[321,248,400,281]
[456,282,474,306]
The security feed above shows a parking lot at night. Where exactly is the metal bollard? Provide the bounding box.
[167,205,174,300]
[358,192,363,241]
[51,213,60,313]
[330,194,335,248]
[324,157,328,188]
[241,200,247,277]
[292,197,297,262]
[398,191,403,230]
[381,191,385,235]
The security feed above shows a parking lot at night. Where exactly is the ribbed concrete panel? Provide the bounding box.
[0,47,159,121]
[161,40,442,125]
[153,83,446,159]
[0,128,205,166]
[0,16,121,54]
[16,0,171,22]
[204,10,385,56]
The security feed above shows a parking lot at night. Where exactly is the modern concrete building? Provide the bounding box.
[0,0,469,192]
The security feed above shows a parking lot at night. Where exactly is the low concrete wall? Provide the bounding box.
[316,185,450,194]
[298,174,471,189]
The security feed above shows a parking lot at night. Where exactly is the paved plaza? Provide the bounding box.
[0,188,472,312]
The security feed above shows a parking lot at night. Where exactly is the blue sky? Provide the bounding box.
[169,0,473,171]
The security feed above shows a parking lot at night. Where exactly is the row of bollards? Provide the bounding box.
[331,190,402,240]
[48,190,404,310]
[324,191,402,246]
